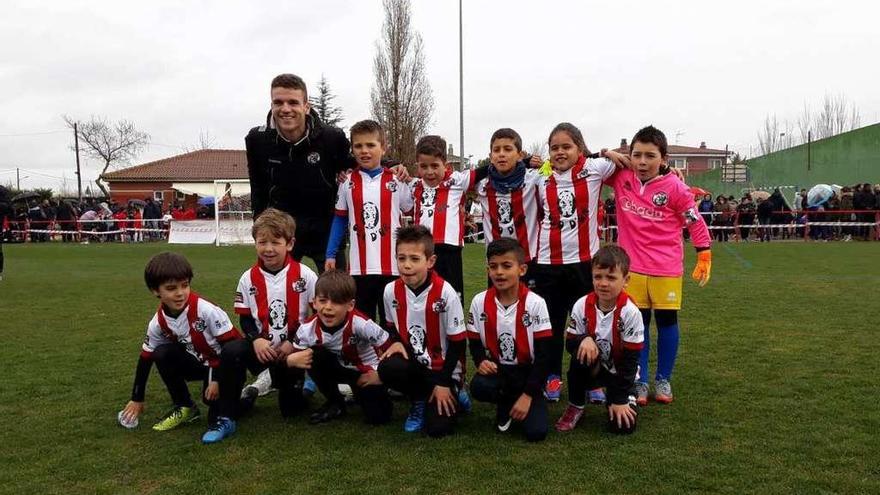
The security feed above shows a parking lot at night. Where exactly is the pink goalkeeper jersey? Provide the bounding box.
[607,169,711,277]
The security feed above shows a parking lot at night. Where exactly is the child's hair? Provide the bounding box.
[631,125,668,156]
[486,238,526,264]
[548,122,590,155]
[271,73,308,97]
[252,208,296,241]
[350,119,386,145]
[315,270,357,303]
[416,135,447,161]
[591,245,630,275]
[490,128,523,151]
[396,225,434,257]
[144,252,194,290]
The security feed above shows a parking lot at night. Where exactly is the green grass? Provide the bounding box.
[0,242,878,494]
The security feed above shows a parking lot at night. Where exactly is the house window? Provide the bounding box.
[153,191,163,201]
[670,158,686,169]
[175,190,186,201]
[709,158,722,169]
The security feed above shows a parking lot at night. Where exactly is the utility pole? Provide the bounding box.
[16,167,20,190]
[74,122,83,201]
[459,0,465,168]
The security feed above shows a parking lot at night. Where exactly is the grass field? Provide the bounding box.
[1,241,878,494]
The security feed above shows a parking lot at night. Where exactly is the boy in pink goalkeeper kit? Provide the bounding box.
[605,125,712,405]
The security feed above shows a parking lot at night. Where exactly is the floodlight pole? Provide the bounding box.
[459,0,465,169]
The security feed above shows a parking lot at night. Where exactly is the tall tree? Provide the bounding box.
[63,115,150,197]
[370,0,434,165]
[309,74,344,128]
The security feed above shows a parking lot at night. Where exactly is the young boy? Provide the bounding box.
[475,128,542,264]
[411,135,489,300]
[325,120,413,325]
[605,125,712,405]
[555,245,644,434]
[377,225,467,437]
[206,208,319,443]
[467,238,552,442]
[287,270,395,425]
[118,252,241,437]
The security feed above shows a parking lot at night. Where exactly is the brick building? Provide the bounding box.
[615,139,730,176]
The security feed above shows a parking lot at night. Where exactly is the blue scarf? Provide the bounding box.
[488,161,527,194]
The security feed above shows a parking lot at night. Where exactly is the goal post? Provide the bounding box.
[213,179,254,246]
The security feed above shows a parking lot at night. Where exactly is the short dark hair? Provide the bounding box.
[490,128,523,152]
[271,73,308,98]
[396,225,434,257]
[350,119,386,145]
[252,208,296,241]
[591,245,630,275]
[416,135,447,161]
[486,238,526,264]
[315,270,357,304]
[144,252,193,291]
[631,125,668,157]
[548,122,590,155]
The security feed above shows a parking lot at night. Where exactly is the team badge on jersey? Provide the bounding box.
[193,318,207,333]
[499,333,515,362]
[432,297,447,313]
[362,202,379,230]
[652,192,669,207]
[307,152,321,164]
[385,181,398,193]
[684,207,699,225]
[269,299,287,330]
[293,277,308,293]
[576,167,591,180]
[521,311,532,328]
[558,190,576,218]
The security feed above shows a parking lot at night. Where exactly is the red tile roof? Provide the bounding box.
[613,144,729,156]
[102,149,248,182]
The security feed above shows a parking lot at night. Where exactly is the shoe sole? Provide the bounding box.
[654,395,673,404]
[636,398,648,407]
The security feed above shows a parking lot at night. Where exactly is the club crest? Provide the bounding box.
[432,298,447,313]
[652,192,669,207]
[307,152,321,164]
[293,277,308,293]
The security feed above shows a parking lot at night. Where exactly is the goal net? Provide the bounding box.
[213,179,254,246]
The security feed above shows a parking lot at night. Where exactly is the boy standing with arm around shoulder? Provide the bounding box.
[325,120,413,326]
[118,252,242,440]
[377,225,468,437]
[555,245,644,434]
[467,239,553,442]
[605,126,712,406]
[287,270,396,425]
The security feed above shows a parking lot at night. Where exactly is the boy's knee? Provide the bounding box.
[377,355,408,384]
[469,374,497,403]
[221,339,251,363]
[524,425,548,442]
[151,343,178,363]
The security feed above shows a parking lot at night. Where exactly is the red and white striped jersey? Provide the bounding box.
[475,170,542,261]
[566,291,644,375]
[141,292,239,368]
[233,256,317,346]
[335,168,414,276]
[411,169,476,247]
[536,157,616,264]
[292,311,391,373]
[383,272,467,381]
[466,284,552,365]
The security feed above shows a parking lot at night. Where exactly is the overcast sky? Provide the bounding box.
[2,0,878,191]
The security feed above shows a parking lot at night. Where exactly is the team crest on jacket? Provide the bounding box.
[307,152,320,164]
[385,181,398,192]
[652,192,669,207]
[432,297,447,313]
[293,277,307,293]
[193,318,207,333]
[558,190,576,218]
[499,333,515,361]
[362,202,379,229]
[521,311,532,327]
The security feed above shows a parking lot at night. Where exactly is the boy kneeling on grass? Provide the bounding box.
[467,238,553,442]
[555,245,645,434]
[119,252,242,439]
[287,270,396,425]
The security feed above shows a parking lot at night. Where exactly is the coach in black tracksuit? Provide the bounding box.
[246,74,354,272]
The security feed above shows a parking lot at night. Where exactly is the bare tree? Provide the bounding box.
[370,0,434,165]
[809,93,861,140]
[63,115,150,197]
[757,114,782,155]
[309,74,344,128]
[181,129,217,152]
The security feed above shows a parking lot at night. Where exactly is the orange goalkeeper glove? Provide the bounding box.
[691,250,712,287]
